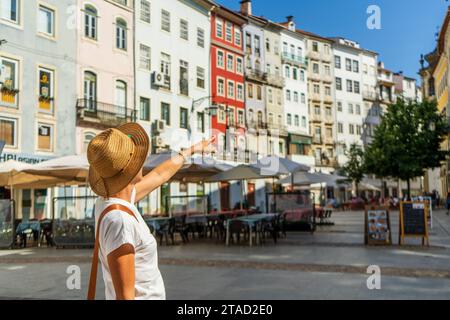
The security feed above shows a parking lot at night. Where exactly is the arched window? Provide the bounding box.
[257,111,263,126]
[83,71,97,110]
[248,108,254,125]
[116,18,127,50]
[83,132,96,152]
[115,80,127,116]
[84,5,97,39]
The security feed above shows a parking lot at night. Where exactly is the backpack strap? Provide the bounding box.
[87,204,138,300]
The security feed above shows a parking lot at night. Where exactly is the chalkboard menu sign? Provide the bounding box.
[399,202,429,246]
[364,206,392,246]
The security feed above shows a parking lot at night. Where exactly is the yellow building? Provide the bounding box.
[425,7,450,195]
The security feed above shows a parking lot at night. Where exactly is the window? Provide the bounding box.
[237,83,244,101]
[356,125,362,135]
[196,67,205,89]
[180,107,188,129]
[300,70,305,82]
[238,110,244,126]
[325,107,332,116]
[312,41,319,52]
[353,60,359,73]
[236,57,243,74]
[349,124,355,135]
[83,71,97,110]
[160,52,171,89]
[1,0,19,24]
[139,97,150,121]
[256,85,262,100]
[225,22,232,42]
[227,81,234,98]
[139,44,151,70]
[325,86,331,96]
[227,54,234,71]
[115,80,127,112]
[247,83,253,98]
[179,60,189,96]
[216,18,223,38]
[229,108,236,126]
[345,58,352,71]
[0,117,17,147]
[301,93,305,104]
[245,32,252,54]
[265,38,270,52]
[294,115,299,126]
[217,78,225,96]
[348,103,354,114]
[83,132,95,152]
[324,44,330,55]
[336,77,342,90]
[38,5,54,37]
[301,116,307,127]
[218,105,226,123]
[292,68,298,80]
[180,19,188,40]
[337,101,342,112]
[346,80,353,92]
[334,55,341,69]
[293,91,299,102]
[313,84,320,94]
[37,123,53,151]
[354,81,360,94]
[197,28,205,48]
[286,90,291,101]
[197,112,204,132]
[355,104,361,115]
[338,122,343,134]
[84,5,97,39]
[140,0,151,23]
[161,9,170,32]
[314,105,321,115]
[268,88,273,103]
[235,29,241,47]
[0,57,19,107]
[38,67,54,113]
[161,102,170,125]
[254,35,261,57]
[217,50,224,68]
[284,66,290,78]
[324,65,331,76]
[313,63,319,74]
[287,114,292,125]
[116,19,127,50]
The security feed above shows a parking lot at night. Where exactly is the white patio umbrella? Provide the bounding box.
[277,171,347,186]
[253,155,310,175]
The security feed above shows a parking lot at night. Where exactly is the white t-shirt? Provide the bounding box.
[94,189,166,300]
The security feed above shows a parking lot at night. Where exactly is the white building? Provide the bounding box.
[279,17,313,167]
[135,0,214,215]
[331,38,365,165]
[360,49,379,146]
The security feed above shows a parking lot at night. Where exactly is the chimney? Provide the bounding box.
[286,15,294,22]
[286,16,295,31]
[240,0,252,16]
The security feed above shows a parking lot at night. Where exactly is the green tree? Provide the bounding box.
[364,99,448,199]
[342,143,365,196]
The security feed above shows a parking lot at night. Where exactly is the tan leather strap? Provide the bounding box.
[87,204,138,300]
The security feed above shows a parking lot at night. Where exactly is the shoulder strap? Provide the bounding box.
[87,204,138,300]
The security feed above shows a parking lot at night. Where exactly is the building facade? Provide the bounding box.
[0,0,77,219]
[332,38,365,166]
[279,17,313,167]
[298,30,335,171]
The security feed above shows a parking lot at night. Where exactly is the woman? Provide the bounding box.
[86,123,215,300]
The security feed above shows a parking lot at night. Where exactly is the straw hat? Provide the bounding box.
[87,123,149,198]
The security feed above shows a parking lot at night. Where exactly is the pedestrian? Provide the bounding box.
[86,123,215,300]
[447,191,450,216]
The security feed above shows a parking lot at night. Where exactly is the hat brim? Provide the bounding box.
[88,123,150,198]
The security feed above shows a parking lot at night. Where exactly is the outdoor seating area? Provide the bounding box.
[0,153,348,249]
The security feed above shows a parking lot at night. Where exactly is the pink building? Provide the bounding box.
[75,0,135,154]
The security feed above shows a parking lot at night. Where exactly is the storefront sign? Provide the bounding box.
[0,153,52,164]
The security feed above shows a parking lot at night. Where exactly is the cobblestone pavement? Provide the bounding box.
[1,210,450,300]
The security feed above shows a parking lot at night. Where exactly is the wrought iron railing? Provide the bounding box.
[76,99,136,127]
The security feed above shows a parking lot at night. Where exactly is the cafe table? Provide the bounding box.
[144,217,172,234]
[225,213,278,247]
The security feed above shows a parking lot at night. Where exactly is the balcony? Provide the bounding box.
[266,72,285,88]
[309,72,321,82]
[268,122,288,136]
[323,74,333,83]
[316,157,339,168]
[311,92,322,102]
[323,95,333,104]
[308,51,321,61]
[76,99,137,128]
[246,68,268,83]
[282,52,308,69]
[324,136,334,145]
[363,91,378,101]
[324,114,334,124]
[311,113,322,123]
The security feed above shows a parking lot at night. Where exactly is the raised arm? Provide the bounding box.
[135,137,216,203]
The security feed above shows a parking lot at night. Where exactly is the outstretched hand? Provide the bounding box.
[190,136,217,155]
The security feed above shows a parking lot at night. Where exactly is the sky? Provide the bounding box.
[218,0,449,82]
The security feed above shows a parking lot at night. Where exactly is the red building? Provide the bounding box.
[210,6,247,162]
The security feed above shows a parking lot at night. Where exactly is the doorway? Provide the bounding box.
[220,182,230,211]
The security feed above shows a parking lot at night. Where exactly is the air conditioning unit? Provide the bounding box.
[152,136,166,148]
[152,120,165,134]
[152,71,165,87]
